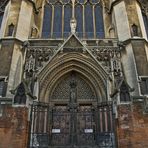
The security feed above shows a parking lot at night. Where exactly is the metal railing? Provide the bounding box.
[29,101,117,148]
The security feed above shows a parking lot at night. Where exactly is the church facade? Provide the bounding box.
[0,0,148,147]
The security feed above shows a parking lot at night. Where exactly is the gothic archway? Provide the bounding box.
[38,52,108,103]
[30,44,116,148]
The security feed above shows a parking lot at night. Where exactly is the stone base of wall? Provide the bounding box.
[0,104,29,148]
[117,101,148,148]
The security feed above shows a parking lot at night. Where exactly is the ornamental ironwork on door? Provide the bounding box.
[29,102,116,148]
[29,72,116,147]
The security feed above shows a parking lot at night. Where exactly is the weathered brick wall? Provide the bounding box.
[0,105,29,148]
[117,102,148,148]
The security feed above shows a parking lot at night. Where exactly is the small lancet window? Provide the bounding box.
[120,81,131,102]
[131,24,138,37]
[140,78,148,95]
[8,23,14,36]
[0,78,7,97]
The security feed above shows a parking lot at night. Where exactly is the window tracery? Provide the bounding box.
[51,73,96,101]
[42,0,104,39]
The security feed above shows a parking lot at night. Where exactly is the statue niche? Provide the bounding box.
[13,82,27,104]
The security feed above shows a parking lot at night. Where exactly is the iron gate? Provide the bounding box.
[29,102,116,148]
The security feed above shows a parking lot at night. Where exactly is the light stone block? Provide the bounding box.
[16,1,33,41]
[114,1,131,41]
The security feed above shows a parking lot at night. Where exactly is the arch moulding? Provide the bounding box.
[38,52,109,103]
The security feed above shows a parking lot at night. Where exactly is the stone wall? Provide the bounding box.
[117,102,148,148]
[0,104,29,148]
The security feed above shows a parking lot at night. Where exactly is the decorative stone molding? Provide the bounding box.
[90,46,121,73]
[25,46,57,76]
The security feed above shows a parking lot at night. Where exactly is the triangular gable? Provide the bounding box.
[38,33,109,77]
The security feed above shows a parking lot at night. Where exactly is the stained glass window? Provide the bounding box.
[142,13,148,38]
[42,0,104,39]
[95,4,104,38]
[42,5,52,38]
[75,4,83,37]
[53,3,62,38]
[64,4,72,37]
[85,2,94,38]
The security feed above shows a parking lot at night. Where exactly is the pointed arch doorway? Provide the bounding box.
[49,71,97,147]
[29,71,116,148]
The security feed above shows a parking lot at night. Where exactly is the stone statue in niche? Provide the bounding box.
[31,27,38,38]
[131,24,138,37]
[8,23,15,36]
[13,82,27,104]
[11,79,37,105]
[70,18,77,34]
[70,79,77,103]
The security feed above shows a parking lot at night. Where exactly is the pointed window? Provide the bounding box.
[75,4,83,37]
[41,0,104,39]
[142,13,148,38]
[0,78,7,97]
[8,23,14,36]
[0,12,3,29]
[53,2,62,38]
[95,4,104,38]
[85,2,94,38]
[64,4,72,37]
[42,4,52,38]
[140,78,148,95]
[120,81,131,102]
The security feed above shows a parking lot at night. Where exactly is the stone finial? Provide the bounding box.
[70,18,77,34]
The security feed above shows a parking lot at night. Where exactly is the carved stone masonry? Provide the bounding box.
[25,47,56,76]
[90,46,121,73]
